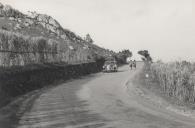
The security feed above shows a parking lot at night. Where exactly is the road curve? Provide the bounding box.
[17,63,195,128]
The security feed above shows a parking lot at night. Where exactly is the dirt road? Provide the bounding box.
[17,63,195,128]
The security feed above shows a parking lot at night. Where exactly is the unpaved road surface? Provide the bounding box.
[17,63,195,128]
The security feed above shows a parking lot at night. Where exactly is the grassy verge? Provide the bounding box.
[133,62,195,109]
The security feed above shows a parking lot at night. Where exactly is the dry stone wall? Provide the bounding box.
[0,61,104,108]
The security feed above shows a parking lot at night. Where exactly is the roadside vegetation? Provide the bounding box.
[138,50,152,62]
[114,49,132,64]
[135,50,195,106]
[138,50,195,106]
[148,61,195,103]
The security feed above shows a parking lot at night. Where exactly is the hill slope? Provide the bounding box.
[0,3,114,67]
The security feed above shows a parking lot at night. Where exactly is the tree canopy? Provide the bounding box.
[115,49,132,64]
[138,50,152,62]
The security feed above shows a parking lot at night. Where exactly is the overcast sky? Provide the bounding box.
[2,0,194,61]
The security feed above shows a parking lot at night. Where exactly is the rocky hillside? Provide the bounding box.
[0,3,113,66]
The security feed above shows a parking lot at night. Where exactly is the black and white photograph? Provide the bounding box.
[0,0,194,128]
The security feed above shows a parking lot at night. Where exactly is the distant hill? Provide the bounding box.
[0,3,114,67]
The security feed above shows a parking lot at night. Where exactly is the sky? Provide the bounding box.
[1,0,194,62]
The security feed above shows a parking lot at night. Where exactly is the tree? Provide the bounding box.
[121,50,132,57]
[84,34,93,43]
[115,49,132,64]
[138,50,152,62]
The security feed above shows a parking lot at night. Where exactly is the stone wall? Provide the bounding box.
[0,61,104,108]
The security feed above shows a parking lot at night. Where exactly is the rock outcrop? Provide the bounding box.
[27,11,63,35]
[0,3,64,37]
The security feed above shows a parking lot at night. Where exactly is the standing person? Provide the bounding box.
[133,60,136,69]
[129,60,133,70]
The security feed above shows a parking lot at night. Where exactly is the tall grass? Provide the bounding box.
[0,29,95,67]
[0,30,59,66]
[148,61,195,103]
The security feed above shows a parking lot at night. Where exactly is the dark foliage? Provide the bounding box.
[138,50,152,62]
[115,49,132,64]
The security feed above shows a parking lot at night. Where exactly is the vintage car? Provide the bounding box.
[103,60,118,72]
